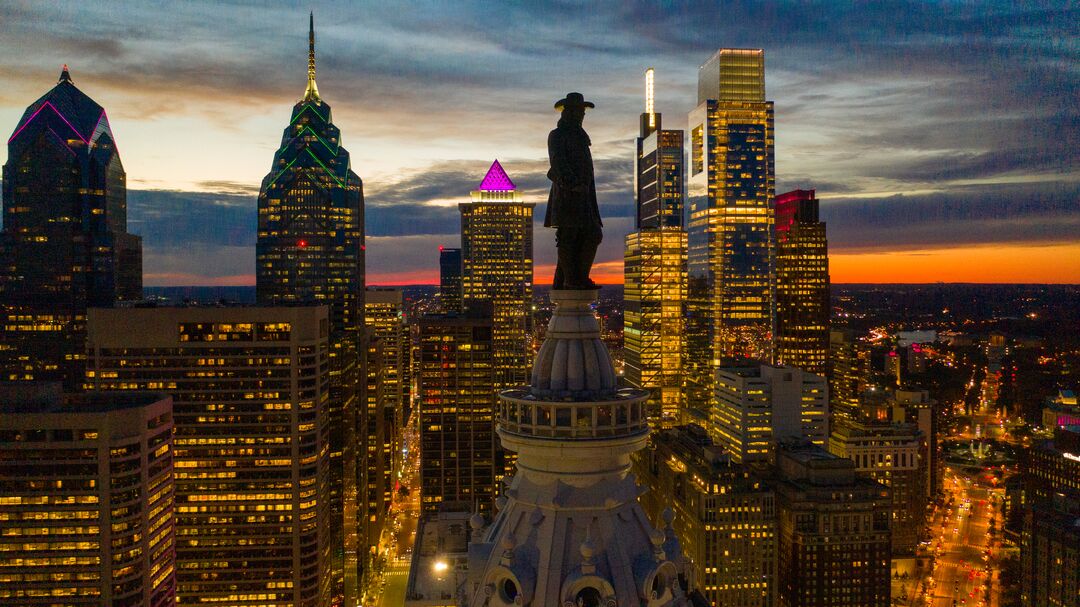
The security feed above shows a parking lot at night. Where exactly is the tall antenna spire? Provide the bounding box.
[304,11,320,102]
[645,67,655,128]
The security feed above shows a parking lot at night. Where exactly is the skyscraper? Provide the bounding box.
[255,16,365,603]
[713,363,829,463]
[459,160,534,390]
[685,49,775,414]
[624,68,688,427]
[775,440,892,607]
[0,384,174,607]
[85,306,332,607]
[635,424,777,607]
[438,246,463,314]
[364,288,406,561]
[634,68,685,232]
[416,313,495,514]
[0,66,142,389]
[774,189,829,375]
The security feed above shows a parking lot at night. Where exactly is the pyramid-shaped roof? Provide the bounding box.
[477,159,516,191]
[8,66,108,147]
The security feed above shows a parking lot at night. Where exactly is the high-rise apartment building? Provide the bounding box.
[635,424,776,607]
[829,420,927,555]
[686,49,775,415]
[1020,426,1080,607]
[775,440,892,607]
[624,68,688,428]
[0,384,174,607]
[254,17,365,603]
[459,160,534,390]
[85,307,332,607]
[416,314,496,513]
[828,329,868,425]
[713,363,828,463]
[774,189,829,375]
[363,288,406,559]
[0,66,142,389]
[438,246,463,314]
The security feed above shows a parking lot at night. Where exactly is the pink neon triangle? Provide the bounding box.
[477,159,516,191]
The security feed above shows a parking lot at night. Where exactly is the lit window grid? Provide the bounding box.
[85,311,331,607]
[624,229,687,428]
[685,100,775,416]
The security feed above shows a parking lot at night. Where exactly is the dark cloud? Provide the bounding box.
[127,190,255,247]
[822,180,1080,252]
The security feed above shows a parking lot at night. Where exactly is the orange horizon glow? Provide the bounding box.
[144,243,1080,287]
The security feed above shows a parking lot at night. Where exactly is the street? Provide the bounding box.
[363,411,422,607]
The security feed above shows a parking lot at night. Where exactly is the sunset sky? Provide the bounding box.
[1,1,1076,285]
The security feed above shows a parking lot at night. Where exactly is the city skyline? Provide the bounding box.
[0,1,1077,287]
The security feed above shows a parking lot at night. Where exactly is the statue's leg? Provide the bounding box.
[578,224,603,286]
[553,227,570,289]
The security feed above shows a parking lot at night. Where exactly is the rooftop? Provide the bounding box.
[0,382,169,414]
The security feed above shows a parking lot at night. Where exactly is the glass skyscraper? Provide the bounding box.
[438,246,462,314]
[774,189,830,375]
[459,160,534,390]
[624,68,687,428]
[255,16,365,606]
[685,49,775,416]
[0,66,142,390]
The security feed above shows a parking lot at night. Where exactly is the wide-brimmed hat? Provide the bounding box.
[554,92,595,111]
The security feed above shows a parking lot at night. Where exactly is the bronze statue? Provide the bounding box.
[546,92,602,290]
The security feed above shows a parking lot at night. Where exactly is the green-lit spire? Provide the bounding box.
[304,12,320,102]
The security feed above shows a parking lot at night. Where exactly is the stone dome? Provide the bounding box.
[530,289,617,399]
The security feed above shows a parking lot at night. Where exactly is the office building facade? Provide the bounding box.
[635,424,776,607]
[459,160,534,390]
[0,384,173,607]
[827,329,868,425]
[254,17,365,603]
[686,49,775,415]
[829,420,926,555]
[775,441,892,607]
[0,66,142,389]
[438,247,463,314]
[624,68,688,428]
[86,306,332,607]
[1020,426,1080,607]
[713,363,828,463]
[416,314,496,514]
[773,189,829,375]
[366,287,406,518]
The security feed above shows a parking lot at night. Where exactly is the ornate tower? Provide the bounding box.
[465,289,697,606]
